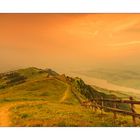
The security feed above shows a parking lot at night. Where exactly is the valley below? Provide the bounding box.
[67,72,140,99]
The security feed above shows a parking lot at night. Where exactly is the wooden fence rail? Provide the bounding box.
[82,96,140,126]
[88,98,140,104]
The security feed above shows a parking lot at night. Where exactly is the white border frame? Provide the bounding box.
[0,0,140,13]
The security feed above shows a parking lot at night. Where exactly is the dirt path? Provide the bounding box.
[0,101,48,127]
[60,84,72,103]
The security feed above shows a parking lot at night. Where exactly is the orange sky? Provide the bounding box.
[0,14,140,72]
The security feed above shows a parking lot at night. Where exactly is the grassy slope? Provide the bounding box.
[0,76,66,102]
[0,67,138,126]
[0,68,84,126]
[0,68,66,102]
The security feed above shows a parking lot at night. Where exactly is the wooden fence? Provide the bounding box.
[82,97,140,126]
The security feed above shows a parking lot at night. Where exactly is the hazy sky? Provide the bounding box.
[0,14,140,72]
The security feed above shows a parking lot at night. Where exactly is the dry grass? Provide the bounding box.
[10,102,136,127]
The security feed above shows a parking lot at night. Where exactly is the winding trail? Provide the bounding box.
[60,84,72,103]
[0,101,48,127]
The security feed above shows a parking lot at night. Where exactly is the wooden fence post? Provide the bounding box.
[101,97,104,115]
[113,98,117,124]
[130,97,136,126]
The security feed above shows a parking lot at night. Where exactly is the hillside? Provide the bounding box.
[0,67,134,126]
